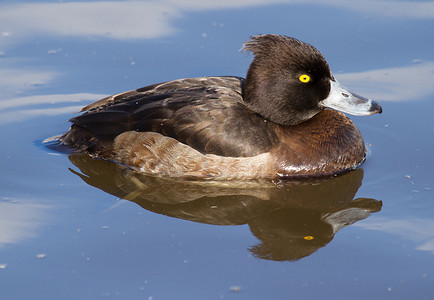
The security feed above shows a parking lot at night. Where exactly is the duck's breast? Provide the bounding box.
[269,110,366,178]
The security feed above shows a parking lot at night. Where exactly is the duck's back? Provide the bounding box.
[61,76,278,158]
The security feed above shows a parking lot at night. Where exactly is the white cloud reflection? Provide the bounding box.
[337,61,434,101]
[0,67,59,96]
[168,0,434,19]
[0,93,106,111]
[354,217,434,253]
[321,0,434,19]
[0,93,106,124]
[0,1,180,43]
[0,199,50,248]
[0,0,432,48]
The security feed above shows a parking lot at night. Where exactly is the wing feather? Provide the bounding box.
[62,76,277,157]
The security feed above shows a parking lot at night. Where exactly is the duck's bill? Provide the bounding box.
[321,79,382,115]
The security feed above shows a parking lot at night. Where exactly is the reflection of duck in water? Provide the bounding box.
[68,154,382,261]
[248,199,380,261]
[54,34,381,180]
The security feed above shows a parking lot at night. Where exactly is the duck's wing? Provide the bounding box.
[62,76,277,157]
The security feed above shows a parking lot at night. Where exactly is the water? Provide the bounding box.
[1,1,433,299]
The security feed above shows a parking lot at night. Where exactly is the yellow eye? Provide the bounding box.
[299,74,310,83]
[304,236,314,240]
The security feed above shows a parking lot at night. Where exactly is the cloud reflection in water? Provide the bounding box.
[0,199,50,248]
[0,67,59,97]
[354,218,434,253]
[0,1,179,42]
[338,61,434,101]
[0,93,106,124]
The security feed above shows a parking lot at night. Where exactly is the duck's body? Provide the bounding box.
[58,35,381,180]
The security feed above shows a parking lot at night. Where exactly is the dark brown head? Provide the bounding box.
[242,35,382,125]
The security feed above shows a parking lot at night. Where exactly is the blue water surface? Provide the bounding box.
[0,1,433,299]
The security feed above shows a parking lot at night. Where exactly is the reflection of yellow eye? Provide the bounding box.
[299,74,310,83]
[304,236,314,240]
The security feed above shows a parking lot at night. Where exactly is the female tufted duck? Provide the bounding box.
[58,34,382,180]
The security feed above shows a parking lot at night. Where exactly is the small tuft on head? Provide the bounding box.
[241,34,327,69]
[242,34,314,54]
[242,34,298,53]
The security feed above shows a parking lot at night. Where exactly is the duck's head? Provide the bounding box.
[242,34,382,125]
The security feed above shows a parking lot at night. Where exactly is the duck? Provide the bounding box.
[58,34,382,180]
